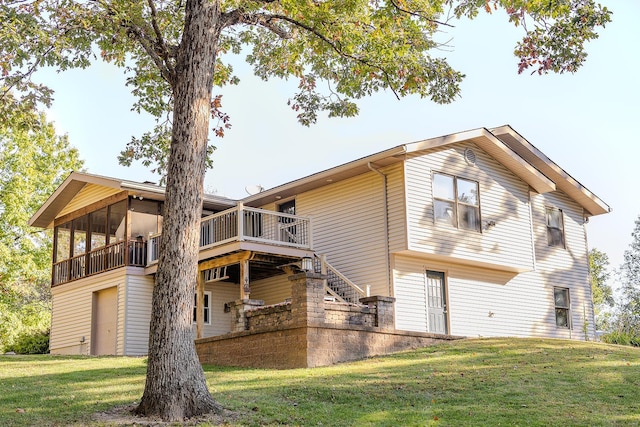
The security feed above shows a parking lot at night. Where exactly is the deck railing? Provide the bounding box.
[147,204,312,265]
[52,240,146,286]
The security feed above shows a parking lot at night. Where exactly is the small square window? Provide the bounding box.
[554,287,571,328]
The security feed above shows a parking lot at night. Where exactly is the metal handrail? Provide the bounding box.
[314,254,368,304]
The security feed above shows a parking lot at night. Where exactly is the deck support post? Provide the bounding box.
[196,271,204,339]
[239,258,250,299]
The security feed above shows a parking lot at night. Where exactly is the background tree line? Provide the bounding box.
[591,216,640,346]
[0,106,83,354]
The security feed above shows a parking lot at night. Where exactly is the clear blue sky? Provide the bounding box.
[40,2,639,280]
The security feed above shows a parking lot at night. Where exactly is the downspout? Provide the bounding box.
[583,209,596,341]
[368,162,392,296]
[527,189,537,271]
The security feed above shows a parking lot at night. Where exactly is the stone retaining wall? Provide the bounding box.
[195,272,463,368]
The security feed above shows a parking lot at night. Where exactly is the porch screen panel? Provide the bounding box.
[108,201,127,243]
[55,222,72,262]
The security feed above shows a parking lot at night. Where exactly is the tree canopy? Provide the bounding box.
[589,248,613,330]
[1,0,611,178]
[0,0,612,421]
[615,216,640,334]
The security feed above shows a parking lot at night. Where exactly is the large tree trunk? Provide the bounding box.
[135,0,223,421]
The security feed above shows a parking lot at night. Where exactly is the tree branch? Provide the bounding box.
[126,22,177,86]
[147,0,174,66]
[94,0,177,86]
[221,10,291,39]
[232,12,401,100]
[387,0,454,28]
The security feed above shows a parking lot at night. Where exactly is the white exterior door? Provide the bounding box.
[426,271,448,334]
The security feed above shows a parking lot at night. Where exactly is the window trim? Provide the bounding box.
[546,207,566,248]
[553,287,571,329]
[432,172,481,232]
[193,291,212,326]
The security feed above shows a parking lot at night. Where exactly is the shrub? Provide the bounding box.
[600,330,640,347]
[5,329,50,354]
[0,301,51,353]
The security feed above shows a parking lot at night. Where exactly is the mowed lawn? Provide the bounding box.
[1,338,639,426]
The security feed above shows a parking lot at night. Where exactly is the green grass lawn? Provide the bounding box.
[1,338,639,426]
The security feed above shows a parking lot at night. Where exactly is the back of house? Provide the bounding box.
[30,125,609,360]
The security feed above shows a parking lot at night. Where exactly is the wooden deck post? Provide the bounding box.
[196,270,204,339]
[237,202,244,241]
[239,258,250,299]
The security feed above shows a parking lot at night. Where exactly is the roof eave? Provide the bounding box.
[241,145,408,206]
[29,172,237,229]
[29,172,123,228]
[406,127,557,194]
[490,125,611,217]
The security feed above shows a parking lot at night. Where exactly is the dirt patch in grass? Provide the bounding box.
[92,404,242,426]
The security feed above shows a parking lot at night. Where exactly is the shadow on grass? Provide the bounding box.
[204,338,640,426]
[0,356,147,426]
[1,338,639,426]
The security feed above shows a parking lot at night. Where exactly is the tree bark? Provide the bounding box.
[135,0,223,421]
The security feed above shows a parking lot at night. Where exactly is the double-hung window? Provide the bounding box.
[433,173,480,231]
[546,208,565,248]
[193,291,212,325]
[553,287,571,328]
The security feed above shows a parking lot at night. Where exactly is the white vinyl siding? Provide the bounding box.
[50,268,127,355]
[404,142,535,272]
[386,163,407,255]
[531,190,594,336]
[192,282,237,338]
[392,256,428,332]
[393,254,591,339]
[123,272,154,356]
[58,184,123,218]
[296,171,389,297]
[250,274,291,305]
[393,188,595,340]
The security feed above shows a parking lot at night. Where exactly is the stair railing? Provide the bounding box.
[314,254,369,304]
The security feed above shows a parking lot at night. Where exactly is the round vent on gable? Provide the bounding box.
[464,148,477,165]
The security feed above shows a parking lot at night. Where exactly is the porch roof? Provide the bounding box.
[29,171,236,229]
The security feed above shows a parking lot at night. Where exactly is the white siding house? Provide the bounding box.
[31,125,609,356]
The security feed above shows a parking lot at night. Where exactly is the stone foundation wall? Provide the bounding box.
[195,324,460,369]
[196,327,309,369]
[304,326,456,367]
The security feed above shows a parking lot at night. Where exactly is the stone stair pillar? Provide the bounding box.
[289,271,326,326]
